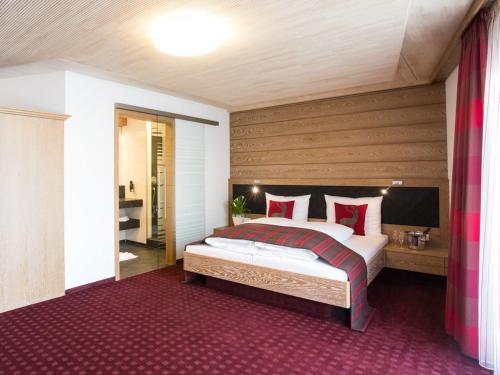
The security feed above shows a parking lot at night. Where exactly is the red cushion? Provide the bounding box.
[334,203,368,236]
[267,200,295,219]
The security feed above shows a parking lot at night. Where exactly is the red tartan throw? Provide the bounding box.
[206,223,374,332]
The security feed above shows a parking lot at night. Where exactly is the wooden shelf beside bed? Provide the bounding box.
[384,244,448,276]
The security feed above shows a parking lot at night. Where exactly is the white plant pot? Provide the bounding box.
[232,215,245,226]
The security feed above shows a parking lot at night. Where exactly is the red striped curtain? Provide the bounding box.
[446,10,488,359]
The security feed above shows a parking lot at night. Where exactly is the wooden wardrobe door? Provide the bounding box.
[0,109,67,313]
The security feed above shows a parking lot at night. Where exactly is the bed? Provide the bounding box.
[183,217,388,330]
[183,178,447,330]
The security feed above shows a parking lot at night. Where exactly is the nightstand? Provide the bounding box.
[384,244,448,276]
[213,225,233,236]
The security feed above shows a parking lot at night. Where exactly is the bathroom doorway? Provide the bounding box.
[115,108,175,279]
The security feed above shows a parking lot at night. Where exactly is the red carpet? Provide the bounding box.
[0,266,490,374]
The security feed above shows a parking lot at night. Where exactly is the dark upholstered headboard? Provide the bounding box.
[232,184,439,227]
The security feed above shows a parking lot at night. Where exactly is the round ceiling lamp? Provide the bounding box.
[149,9,231,57]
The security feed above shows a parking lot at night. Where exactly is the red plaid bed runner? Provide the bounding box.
[207,223,374,331]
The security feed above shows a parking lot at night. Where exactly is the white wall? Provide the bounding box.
[205,120,230,234]
[63,71,229,288]
[446,66,459,184]
[0,71,65,113]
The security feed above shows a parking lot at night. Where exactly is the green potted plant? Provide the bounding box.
[231,196,249,225]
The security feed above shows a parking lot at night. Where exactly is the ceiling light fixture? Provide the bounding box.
[149,9,230,57]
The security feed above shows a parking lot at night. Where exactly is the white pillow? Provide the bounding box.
[265,193,311,221]
[324,195,383,235]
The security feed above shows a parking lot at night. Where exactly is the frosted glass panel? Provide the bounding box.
[175,119,205,259]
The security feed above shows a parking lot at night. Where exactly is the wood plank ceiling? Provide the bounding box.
[0,0,474,110]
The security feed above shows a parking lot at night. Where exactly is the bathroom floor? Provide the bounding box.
[119,241,167,279]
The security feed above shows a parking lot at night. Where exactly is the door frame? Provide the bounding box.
[114,108,176,281]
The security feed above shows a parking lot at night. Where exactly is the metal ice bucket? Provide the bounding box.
[406,230,430,250]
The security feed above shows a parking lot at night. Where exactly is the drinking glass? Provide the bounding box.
[397,231,405,249]
[391,230,399,245]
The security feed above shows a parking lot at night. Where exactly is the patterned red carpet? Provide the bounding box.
[0,266,490,374]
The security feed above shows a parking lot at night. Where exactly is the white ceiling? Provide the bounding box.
[0,0,474,110]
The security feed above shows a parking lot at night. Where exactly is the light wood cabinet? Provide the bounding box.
[0,107,69,313]
[384,244,448,276]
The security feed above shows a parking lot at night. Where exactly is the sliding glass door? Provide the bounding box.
[117,109,175,279]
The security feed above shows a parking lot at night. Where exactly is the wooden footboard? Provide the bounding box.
[183,251,351,308]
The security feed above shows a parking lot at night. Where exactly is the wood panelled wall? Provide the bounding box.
[230,84,447,180]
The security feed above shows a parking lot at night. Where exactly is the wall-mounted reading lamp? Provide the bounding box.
[251,179,261,194]
[381,180,403,195]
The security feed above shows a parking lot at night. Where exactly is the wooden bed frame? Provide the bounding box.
[183,249,385,309]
